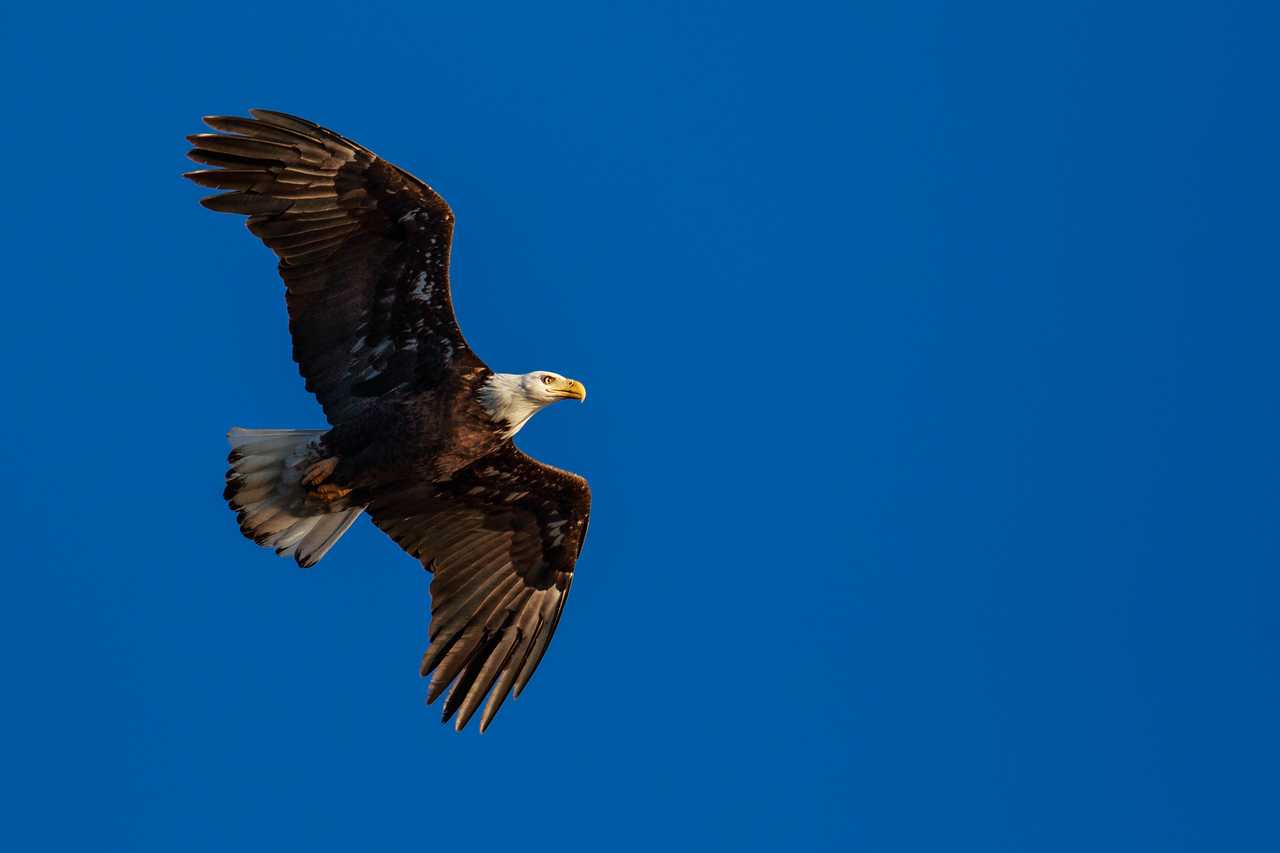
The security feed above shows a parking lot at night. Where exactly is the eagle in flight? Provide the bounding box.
[185,109,591,733]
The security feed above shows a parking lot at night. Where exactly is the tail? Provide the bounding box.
[224,427,365,568]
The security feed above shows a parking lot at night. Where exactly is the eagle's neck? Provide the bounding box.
[477,373,542,438]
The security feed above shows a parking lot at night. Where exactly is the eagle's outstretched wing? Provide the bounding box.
[367,443,591,732]
[185,109,482,423]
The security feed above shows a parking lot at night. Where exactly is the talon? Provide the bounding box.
[311,483,352,503]
[302,457,339,486]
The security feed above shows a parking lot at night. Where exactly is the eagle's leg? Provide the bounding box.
[311,482,353,502]
[302,456,340,486]
[301,456,352,502]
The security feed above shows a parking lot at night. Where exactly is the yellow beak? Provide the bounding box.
[554,378,587,402]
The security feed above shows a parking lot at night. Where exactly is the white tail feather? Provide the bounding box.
[224,427,364,567]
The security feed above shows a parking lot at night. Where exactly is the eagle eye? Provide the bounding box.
[542,375,555,385]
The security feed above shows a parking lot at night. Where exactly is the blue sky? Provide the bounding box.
[3,1,1278,850]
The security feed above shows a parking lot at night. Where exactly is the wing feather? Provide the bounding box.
[452,628,522,731]
[514,579,573,698]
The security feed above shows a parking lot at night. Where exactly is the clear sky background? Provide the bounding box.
[3,2,1278,850]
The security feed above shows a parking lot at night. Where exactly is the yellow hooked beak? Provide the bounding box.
[553,378,587,402]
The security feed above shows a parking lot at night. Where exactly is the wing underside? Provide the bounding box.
[368,443,591,731]
[186,109,481,423]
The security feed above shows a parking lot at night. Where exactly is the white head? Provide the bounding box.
[478,371,587,437]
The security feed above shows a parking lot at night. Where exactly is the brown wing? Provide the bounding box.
[367,443,591,732]
[185,109,483,424]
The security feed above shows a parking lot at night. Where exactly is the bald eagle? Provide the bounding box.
[185,110,591,733]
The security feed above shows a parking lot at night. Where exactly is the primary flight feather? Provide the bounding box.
[185,109,591,733]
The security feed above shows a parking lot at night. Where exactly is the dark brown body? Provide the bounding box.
[324,366,504,496]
